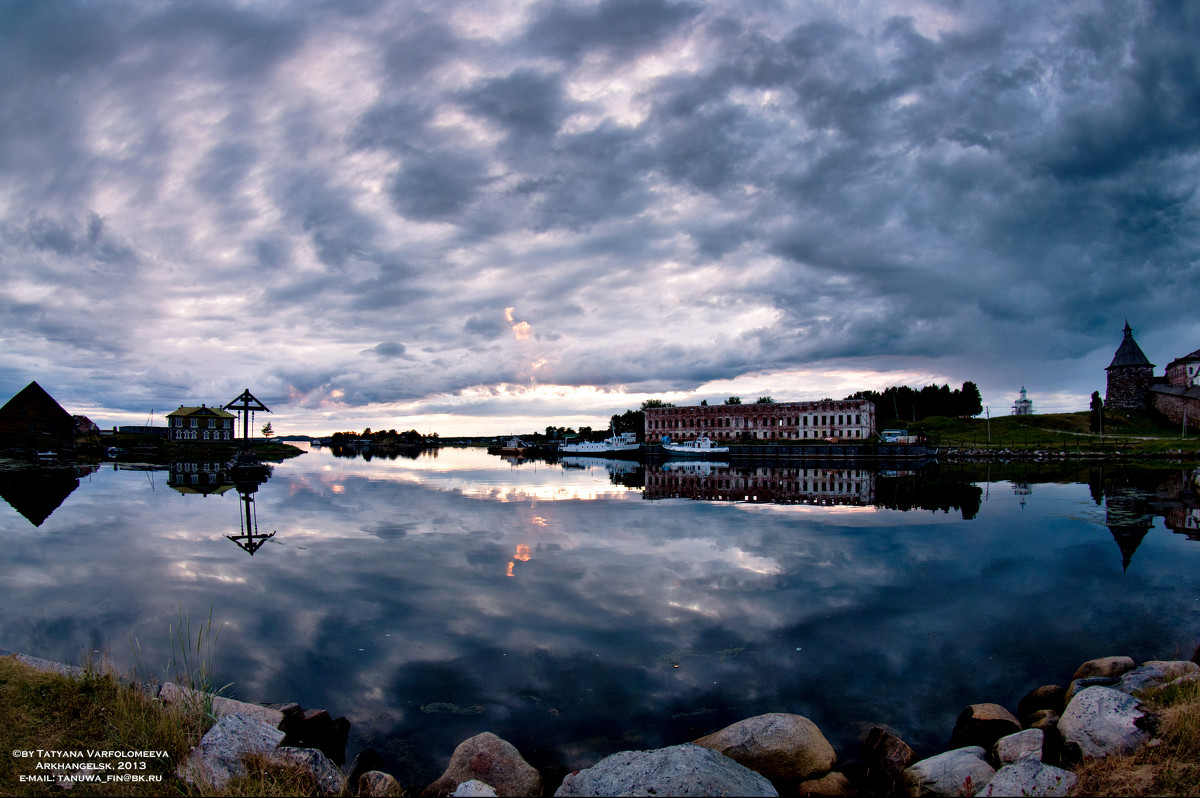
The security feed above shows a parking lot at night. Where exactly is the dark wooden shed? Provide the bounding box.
[0,381,78,452]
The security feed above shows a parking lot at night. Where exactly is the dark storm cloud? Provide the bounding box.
[389,152,492,221]
[0,0,1196,430]
[366,342,411,360]
[460,70,571,141]
[523,0,703,62]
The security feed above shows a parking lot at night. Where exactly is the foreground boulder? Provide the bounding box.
[1064,676,1120,706]
[360,770,404,797]
[902,747,994,797]
[1072,656,1136,680]
[1116,660,1200,695]
[177,713,345,794]
[278,706,351,765]
[861,726,914,796]
[1058,685,1153,759]
[555,743,778,797]
[271,746,346,795]
[694,712,837,782]
[1016,685,1065,723]
[178,713,286,789]
[422,732,541,797]
[948,704,1021,751]
[974,758,1076,797]
[797,771,855,796]
[992,728,1043,766]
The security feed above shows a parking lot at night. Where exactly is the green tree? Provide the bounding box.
[611,409,645,439]
[641,399,674,409]
[261,422,273,438]
[755,396,775,403]
[959,381,983,417]
[724,396,742,405]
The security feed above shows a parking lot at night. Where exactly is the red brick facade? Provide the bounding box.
[644,399,876,443]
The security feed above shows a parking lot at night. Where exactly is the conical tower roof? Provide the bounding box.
[1106,321,1154,370]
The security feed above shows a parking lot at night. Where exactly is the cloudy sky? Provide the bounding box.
[2,0,1197,436]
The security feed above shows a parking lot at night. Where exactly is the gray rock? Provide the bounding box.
[14,653,89,679]
[992,729,1043,766]
[554,743,779,797]
[1058,685,1151,758]
[422,732,541,797]
[270,747,346,795]
[694,712,837,781]
[1063,676,1120,706]
[359,770,403,797]
[178,713,286,789]
[974,758,1076,797]
[452,780,499,797]
[1116,661,1200,695]
[157,681,286,729]
[902,747,995,797]
[1071,656,1135,680]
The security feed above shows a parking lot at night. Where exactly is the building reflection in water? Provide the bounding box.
[167,459,276,555]
[167,460,235,496]
[1085,466,1200,570]
[0,464,99,526]
[646,461,875,506]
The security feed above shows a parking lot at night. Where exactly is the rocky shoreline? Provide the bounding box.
[17,647,1199,797]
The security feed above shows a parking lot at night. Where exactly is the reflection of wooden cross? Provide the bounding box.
[226,487,275,555]
[223,389,270,443]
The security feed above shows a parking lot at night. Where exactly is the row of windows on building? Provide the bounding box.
[174,462,225,472]
[171,429,234,441]
[648,413,864,430]
[651,427,867,440]
[173,418,232,429]
[655,476,866,494]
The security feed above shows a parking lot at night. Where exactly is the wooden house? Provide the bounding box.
[166,404,237,442]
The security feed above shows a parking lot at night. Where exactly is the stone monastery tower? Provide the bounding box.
[1105,321,1155,410]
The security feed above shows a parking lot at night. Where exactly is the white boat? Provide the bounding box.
[661,435,729,456]
[559,430,641,454]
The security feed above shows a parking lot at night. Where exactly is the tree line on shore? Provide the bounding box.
[329,428,438,446]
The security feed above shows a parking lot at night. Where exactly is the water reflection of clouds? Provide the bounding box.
[284,449,638,503]
[4,452,1200,784]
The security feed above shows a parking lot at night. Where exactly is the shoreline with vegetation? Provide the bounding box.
[4,644,1200,797]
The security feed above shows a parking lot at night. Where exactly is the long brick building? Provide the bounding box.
[644,399,876,443]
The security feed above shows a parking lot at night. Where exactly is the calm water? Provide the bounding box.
[3,445,1200,787]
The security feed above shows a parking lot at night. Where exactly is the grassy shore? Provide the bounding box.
[890,409,1199,458]
[5,652,1200,797]
[0,656,330,797]
[1070,676,1200,796]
